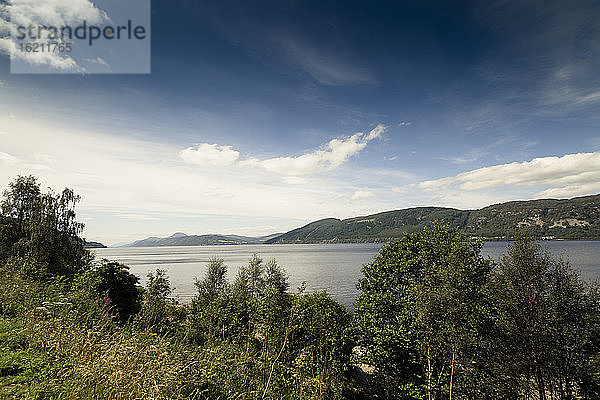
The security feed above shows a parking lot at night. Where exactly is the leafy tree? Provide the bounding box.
[233,253,266,300]
[287,290,354,397]
[136,269,179,334]
[189,258,235,344]
[0,175,91,277]
[490,233,600,399]
[146,268,172,300]
[264,258,289,293]
[354,222,492,399]
[74,259,141,323]
[195,256,228,300]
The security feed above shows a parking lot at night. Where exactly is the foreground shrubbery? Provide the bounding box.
[0,177,356,399]
[1,175,599,399]
[354,224,600,399]
[0,257,355,399]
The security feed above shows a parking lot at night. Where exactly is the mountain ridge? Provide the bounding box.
[267,194,600,243]
[122,233,282,247]
[121,194,600,246]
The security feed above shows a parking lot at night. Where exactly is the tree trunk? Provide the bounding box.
[534,360,546,400]
[449,348,455,400]
[427,338,432,400]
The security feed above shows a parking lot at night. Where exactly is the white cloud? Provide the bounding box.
[364,124,385,141]
[351,189,375,200]
[9,0,108,26]
[180,143,240,166]
[239,124,385,175]
[417,152,600,197]
[0,152,21,166]
[118,213,159,221]
[84,57,110,68]
[535,182,600,199]
[0,151,51,170]
[282,176,307,185]
[1,0,108,71]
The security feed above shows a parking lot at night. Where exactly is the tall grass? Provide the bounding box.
[0,270,353,399]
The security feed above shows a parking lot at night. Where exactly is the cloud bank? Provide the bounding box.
[417,152,600,198]
[182,124,386,176]
[180,143,240,166]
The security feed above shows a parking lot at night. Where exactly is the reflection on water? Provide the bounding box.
[94,241,600,306]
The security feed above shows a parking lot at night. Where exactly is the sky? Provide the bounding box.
[1,0,600,245]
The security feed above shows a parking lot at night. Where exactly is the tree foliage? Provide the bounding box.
[194,256,227,300]
[0,175,91,277]
[355,222,492,399]
[488,232,600,399]
[356,225,600,399]
[74,259,141,323]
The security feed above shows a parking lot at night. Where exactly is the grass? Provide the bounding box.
[0,272,353,399]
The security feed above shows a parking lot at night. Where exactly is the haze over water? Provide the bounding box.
[94,241,600,306]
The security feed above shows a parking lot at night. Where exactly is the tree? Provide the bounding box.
[195,257,228,300]
[264,258,289,294]
[74,259,141,323]
[354,222,492,399]
[137,269,179,334]
[0,175,91,277]
[233,253,266,300]
[287,290,354,398]
[146,268,172,300]
[189,257,234,344]
[490,233,600,399]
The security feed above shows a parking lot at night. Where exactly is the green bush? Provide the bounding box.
[73,259,141,323]
[354,222,493,399]
[136,269,186,336]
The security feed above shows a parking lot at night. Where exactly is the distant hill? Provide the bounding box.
[121,195,600,246]
[84,241,107,248]
[267,194,600,243]
[123,232,282,247]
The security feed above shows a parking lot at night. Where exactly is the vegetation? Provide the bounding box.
[268,195,600,243]
[0,175,91,277]
[83,241,107,248]
[0,175,599,399]
[354,224,600,399]
[0,176,355,399]
[354,223,493,398]
[126,232,281,247]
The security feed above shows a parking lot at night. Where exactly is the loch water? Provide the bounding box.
[94,241,600,306]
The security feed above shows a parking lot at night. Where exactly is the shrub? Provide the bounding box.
[354,222,492,399]
[73,259,141,323]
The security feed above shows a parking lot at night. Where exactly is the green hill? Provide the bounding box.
[83,241,107,248]
[267,194,600,243]
[124,232,282,247]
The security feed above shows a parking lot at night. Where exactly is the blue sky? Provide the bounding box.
[1,0,600,245]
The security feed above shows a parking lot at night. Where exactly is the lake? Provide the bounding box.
[94,241,600,306]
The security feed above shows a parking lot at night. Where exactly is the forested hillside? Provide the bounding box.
[268,195,600,243]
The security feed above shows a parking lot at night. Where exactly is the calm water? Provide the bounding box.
[94,241,600,306]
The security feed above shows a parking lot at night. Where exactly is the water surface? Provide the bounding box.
[94,241,600,305]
